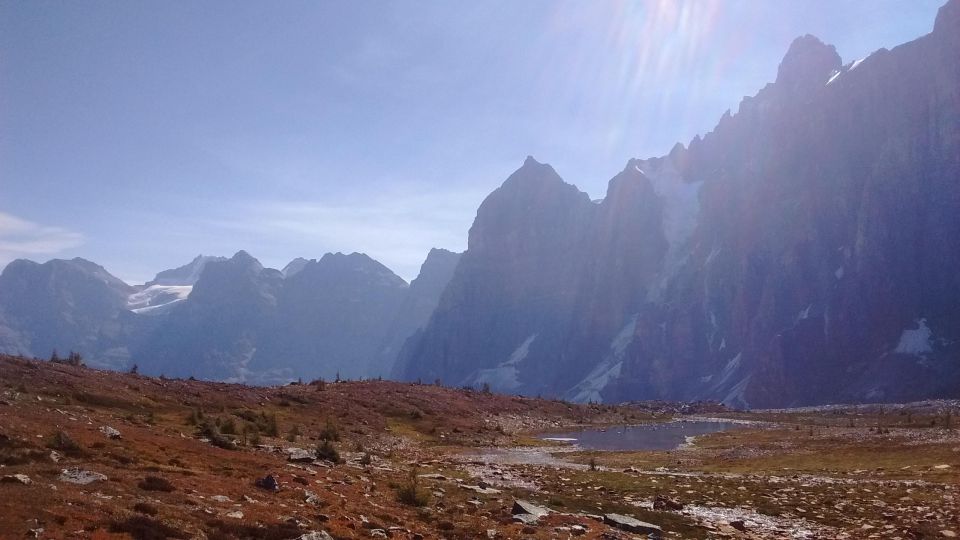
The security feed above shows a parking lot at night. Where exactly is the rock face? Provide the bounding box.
[146,255,225,287]
[385,248,461,379]
[398,4,960,407]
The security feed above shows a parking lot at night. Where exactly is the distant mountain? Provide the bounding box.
[252,252,409,381]
[0,248,461,382]
[0,258,134,367]
[397,2,960,407]
[129,249,459,383]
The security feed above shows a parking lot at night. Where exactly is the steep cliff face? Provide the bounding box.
[382,248,461,379]
[399,3,960,406]
[396,157,673,396]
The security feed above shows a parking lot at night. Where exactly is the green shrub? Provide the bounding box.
[396,467,428,507]
[319,418,340,442]
[197,420,236,450]
[46,430,85,457]
[138,475,176,492]
[315,440,341,463]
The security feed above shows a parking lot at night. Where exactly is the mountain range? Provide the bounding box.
[1,1,958,406]
[0,248,460,384]
[395,2,960,407]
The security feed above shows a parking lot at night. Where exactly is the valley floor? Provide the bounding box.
[0,355,957,539]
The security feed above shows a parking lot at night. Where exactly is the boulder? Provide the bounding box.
[603,514,662,537]
[512,499,551,525]
[653,494,683,511]
[462,484,501,495]
[99,426,122,439]
[297,532,334,540]
[285,447,315,462]
[0,474,32,485]
[254,474,280,492]
[58,468,107,485]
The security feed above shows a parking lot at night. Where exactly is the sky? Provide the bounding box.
[0,0,945,283]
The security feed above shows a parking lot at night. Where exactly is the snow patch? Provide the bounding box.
[566,360,622,404]
[127,285,192,315]
[610,314,638,358]
[642,158,703,301]
[468,334,538,391]
[894,318,933,355]
[565,315,638,403]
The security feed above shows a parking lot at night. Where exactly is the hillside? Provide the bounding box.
[1,356,958,539]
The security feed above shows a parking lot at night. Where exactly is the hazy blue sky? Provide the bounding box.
[0,0,944,282]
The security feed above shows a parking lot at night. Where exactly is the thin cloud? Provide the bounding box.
[0,211,84,266]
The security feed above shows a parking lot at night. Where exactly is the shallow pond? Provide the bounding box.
[539,420,740,451]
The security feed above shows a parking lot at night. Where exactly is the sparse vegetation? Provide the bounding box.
[0,355,957,539]
[197,420,236,450]
[138,475,176,492]
[46,430,85,457]
[109,516,189,540]
[396,466,429,507]
[315,439,341,463]
[132,502,158,516]
[319,417,340,441]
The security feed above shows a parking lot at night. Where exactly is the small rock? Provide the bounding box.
[463,484,501,495]
[297,532,334,540]
[254,474,280,492]
[210,495,231,503]
[49,450,63,463]
[603,513,662,537]
[653,494,683,511]
[0,474,32,485]
[226,510,244,519]
[512,499,551,525]
[286,447,315,462]
[58,468,107,485]
[571,524,588,536]
[933,464,952,470]
[941,531,957,538]
[369,529,388,538]
[99,426,122,439]
[730,520,747,531]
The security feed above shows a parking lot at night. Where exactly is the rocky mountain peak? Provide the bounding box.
[605,160,655,201]
[147,254,225,287]
[281,257,311,278]
[775,34,842,91]
[935,0,960,40]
